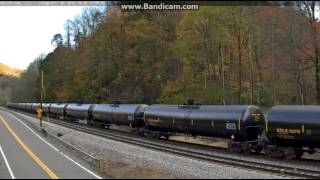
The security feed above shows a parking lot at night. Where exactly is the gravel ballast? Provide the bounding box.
[7,110,294,179]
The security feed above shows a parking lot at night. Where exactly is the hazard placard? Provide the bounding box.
[37,113,42,118]
[36,108,43,118]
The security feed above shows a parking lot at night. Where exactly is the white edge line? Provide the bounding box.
[0,146,15,179]
[4,111,102,179]
[61,153,102,179]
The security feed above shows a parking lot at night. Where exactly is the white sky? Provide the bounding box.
[0,6,86,70]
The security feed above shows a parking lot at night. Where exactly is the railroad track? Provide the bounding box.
[38,117,320,179]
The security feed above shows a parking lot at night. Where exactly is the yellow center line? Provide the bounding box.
[0,116,59,179]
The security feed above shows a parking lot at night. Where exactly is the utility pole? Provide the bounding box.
[40,70,43,128]
[204,71,207,89]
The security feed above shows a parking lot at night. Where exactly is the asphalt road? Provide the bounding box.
[0,109,101,179]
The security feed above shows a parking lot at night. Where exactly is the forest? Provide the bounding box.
[7,1,320,108]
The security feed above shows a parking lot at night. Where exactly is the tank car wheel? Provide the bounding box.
[294,150,304,159]
[253,147,263,154]
[146,132,154,138]
[152,133,158,139]
[284,154,294,160]
[228,142,241,153]
[264,146,281,158]
[153,132,160,139]
[283,148,295,160]
[136,129,144,136]
[264,147,271,156]
[164,135,170,140]
[241,144,252,154]
[243,147,251,154]
[146,133,151,138]
[308,148,316,154]
[87,120,93,126]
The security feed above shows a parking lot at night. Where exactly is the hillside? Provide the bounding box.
[0,63,22,77]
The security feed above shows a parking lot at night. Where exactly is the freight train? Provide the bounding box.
[6,102,320,159]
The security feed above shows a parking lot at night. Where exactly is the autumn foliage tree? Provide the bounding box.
[11,2,320,107]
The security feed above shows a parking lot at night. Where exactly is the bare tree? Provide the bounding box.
[65,20,72,47]
[297,1,320,104]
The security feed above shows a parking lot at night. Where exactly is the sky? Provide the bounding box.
[0,6,86,70]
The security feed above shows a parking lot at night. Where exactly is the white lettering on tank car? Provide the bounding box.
[226,123,237,130]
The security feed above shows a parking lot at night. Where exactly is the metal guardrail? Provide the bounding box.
[44,129,101,168]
